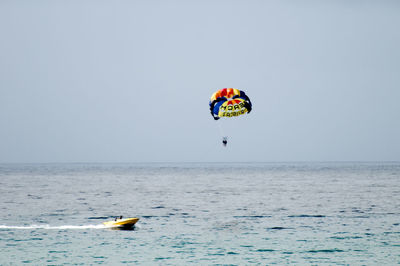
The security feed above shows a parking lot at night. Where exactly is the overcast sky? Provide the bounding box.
[0,0,399,163]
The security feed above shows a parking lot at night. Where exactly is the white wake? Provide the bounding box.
[0,224,106,230]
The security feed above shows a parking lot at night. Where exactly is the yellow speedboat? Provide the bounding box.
[103,217,139,230]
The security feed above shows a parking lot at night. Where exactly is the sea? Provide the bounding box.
[0,162,399,265]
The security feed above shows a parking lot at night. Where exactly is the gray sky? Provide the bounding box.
[0,0,399,163]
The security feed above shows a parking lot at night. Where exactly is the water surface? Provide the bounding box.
[1,162,399,264]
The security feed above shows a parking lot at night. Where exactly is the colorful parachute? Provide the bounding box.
[209,88,252,120]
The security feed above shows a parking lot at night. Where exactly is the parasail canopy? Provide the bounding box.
[209,88,252,120]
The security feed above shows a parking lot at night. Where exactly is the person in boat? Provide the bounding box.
[115,216,123,221]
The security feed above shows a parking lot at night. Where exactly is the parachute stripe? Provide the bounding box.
[211,88,242,102]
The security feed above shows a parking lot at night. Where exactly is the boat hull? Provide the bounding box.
[103,218,139,230]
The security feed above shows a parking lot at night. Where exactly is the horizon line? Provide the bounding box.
[0,161,399,165]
